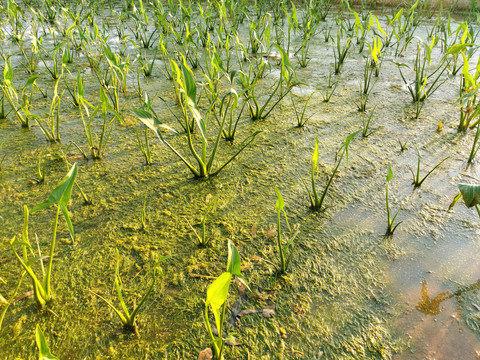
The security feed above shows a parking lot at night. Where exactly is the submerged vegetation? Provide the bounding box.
[1,0,480,358]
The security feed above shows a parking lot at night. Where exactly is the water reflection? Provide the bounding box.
[416,279,480,316]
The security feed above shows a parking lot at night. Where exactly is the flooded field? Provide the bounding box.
[1,0,480,359]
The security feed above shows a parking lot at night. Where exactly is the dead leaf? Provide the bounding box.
[263,308,275,318]
[198,348,213,360]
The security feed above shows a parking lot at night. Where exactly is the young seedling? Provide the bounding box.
[456,49,480,131]
[299,131,360,211]
[92,249,170,337]
[241,44,299,120]
[140,195,148,230]
[357,58,376,112]
[394,38,450,119]
[410,150,449,188]
[385,165,402,235]
[362,106,376,137]
[291,90,321,127]
[321,66,341,103]
[136,125,152,165]
[213,87,249,142]
[9,164,77,307]
[79,86,120,159]
[295,16,316,68]
[185,197,216,246]
[204,240,246,360]
[1,56,29,127]
[333,25,351,75]
[36,325,59,360]
[273,186,300,274]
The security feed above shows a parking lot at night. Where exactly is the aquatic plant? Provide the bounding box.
[79,86,120,159]
[357,58,376,112]
[39,41,62,80]
[349,7,369,53]
[140,195,148,230]
[1,56,29,127]
[34,77,64,143]
[136,125,152,165]
[385,165,402,235]
[299,132,359,211]
[247,13,270,54]
[63,70,83,107]
[362,106,376,137]
[291,90,320,128]
[468,123,480,163]
[212,88,249,142]
[133,65,260,178]
[295,14,316,68]
[321,65,341,103]
[99,42,130,112]
[157,34,173,81]
[386,8,415,57]
[410,150,448,188]
[394,38,450,119]
[240,44,299,120]
[333,25,351,75]
[36,324,59,360]
[283,1,298,54]
[18,20,40,74]
[273,186,300,273]
[92,249,169,336]
[456,50,480,131]
[311,0,333,21]
[368,36,382,77]
[0,95,5,120]
[129,0,158,48]
[137,50,157,77]
[204,240,246,360]
[185,197,216,246]
[9,164,77,307]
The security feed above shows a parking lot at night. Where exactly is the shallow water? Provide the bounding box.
[1,2,480,359]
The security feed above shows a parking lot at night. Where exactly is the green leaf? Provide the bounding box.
[36,325,59,360]
[206,272,232,311]
[181,60,196,104]
[448,193,462,211]
[102,43,117,65]
[312,136,319,175]
[274,185,285,212]
[31,163,77,212]
[51,41,67,54]
[458,183,480,208]
[31,164,77,238]
[227,240,241,277]
[387,165,393,182]
[446,43,472,56]
[25,256,48,268]
[343,130,360,166]
[23,75,41,89]
[77,71,84,97]
[4,58,13,82]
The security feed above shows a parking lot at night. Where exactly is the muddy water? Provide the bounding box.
[1,3,480,359]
